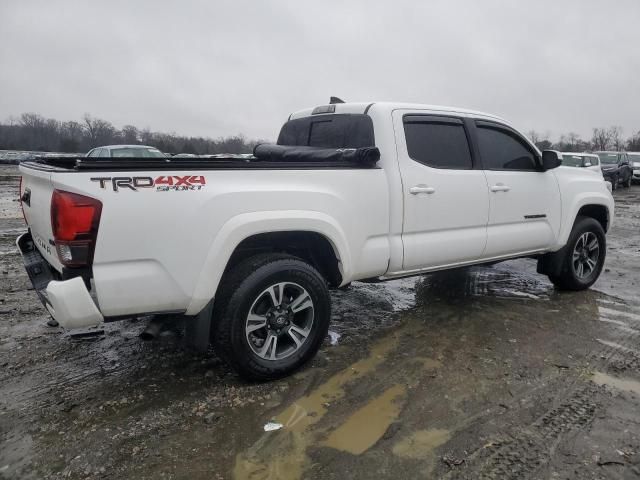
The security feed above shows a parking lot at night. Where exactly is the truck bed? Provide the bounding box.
[21,145,381,172]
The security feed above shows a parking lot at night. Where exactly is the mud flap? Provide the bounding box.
[537,247,567,277]
[184,300,214,353]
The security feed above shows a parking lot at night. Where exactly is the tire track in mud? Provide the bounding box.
[443,299,640,480]
[472,385,600,480]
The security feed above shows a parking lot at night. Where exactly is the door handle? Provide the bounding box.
[409,185,436,195]
[490,184,511,192]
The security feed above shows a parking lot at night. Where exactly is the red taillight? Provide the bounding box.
[51,190,102,267]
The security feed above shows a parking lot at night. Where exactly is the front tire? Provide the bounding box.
[624,175,632,188]
[212,254,330,381]
[548,216,606,291]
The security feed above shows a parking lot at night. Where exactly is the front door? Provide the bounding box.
[474,120,561,258]
[393,112,490,270]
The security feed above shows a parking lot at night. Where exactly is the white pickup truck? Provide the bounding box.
[17,101,614,380]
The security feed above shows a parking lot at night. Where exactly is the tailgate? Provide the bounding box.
[19,164,64,273]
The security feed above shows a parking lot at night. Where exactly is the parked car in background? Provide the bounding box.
[561,152,602,174]
[561,152,611,192]
[596,151,632,190]
[86,145,167,158]
[628,152,640,184]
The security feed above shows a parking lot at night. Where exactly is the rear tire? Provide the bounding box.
[212,253,330,381]
[548,216,606,291]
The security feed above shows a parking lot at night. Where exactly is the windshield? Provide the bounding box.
[597,153,619,165]
[561,154,587,167]
[111,147,166,158]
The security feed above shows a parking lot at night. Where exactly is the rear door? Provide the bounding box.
[393,112,490,270]
[474,121,561,258]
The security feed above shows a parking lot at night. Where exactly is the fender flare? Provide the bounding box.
[554,193,612,249]
[185,210,351,315]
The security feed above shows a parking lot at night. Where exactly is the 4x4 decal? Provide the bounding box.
[91,175,206,192]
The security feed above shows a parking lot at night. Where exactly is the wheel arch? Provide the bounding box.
[576,204,609,233]
[185,210,350,315]
[555,194,613,249]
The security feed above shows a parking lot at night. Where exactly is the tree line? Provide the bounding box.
[528,126,640,152]
[0,113,261,155]
[1,112,640,155]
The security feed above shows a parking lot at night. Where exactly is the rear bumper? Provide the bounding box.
[16,232,104,329]
[633,169,640,180]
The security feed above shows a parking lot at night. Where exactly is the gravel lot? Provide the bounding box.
[1,164,640,479]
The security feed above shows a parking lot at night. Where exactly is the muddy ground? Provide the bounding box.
[1,164,640,479]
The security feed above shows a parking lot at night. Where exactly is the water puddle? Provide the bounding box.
[233,330,401,479]
[392,428,451,459]
[416,262,551,304]
[592,371,640,396]
[321,384,406,454]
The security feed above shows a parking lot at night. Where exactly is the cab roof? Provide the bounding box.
[289,101,508,124]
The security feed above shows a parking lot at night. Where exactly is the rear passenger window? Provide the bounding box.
[477,125,538,171]
[403,120,472,169]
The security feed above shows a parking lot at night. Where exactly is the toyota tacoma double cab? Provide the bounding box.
[17,101,614,380]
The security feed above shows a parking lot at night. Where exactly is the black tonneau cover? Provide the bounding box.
[252,144,379,166]
[23,145,380,171]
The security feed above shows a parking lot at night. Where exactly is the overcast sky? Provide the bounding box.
[1,0,639,141]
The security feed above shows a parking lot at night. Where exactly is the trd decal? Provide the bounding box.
[91,176,206,192]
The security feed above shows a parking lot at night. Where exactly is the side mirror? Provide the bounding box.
[541,150,562,171]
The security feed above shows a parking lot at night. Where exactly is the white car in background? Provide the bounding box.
[561,152,602,175]
[86,145,166,158]
[629,152,640,184]
[561,152,612,192]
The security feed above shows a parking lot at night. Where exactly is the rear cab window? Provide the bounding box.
[277,114,375,148]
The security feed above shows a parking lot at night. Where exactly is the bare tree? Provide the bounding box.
[566,132,581,151]
[627,131,640,151]
[527,130,540,145]
[591,128,612,151]
[121,125,139,144]
[82,114,116,148]
[609,126,624,151]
